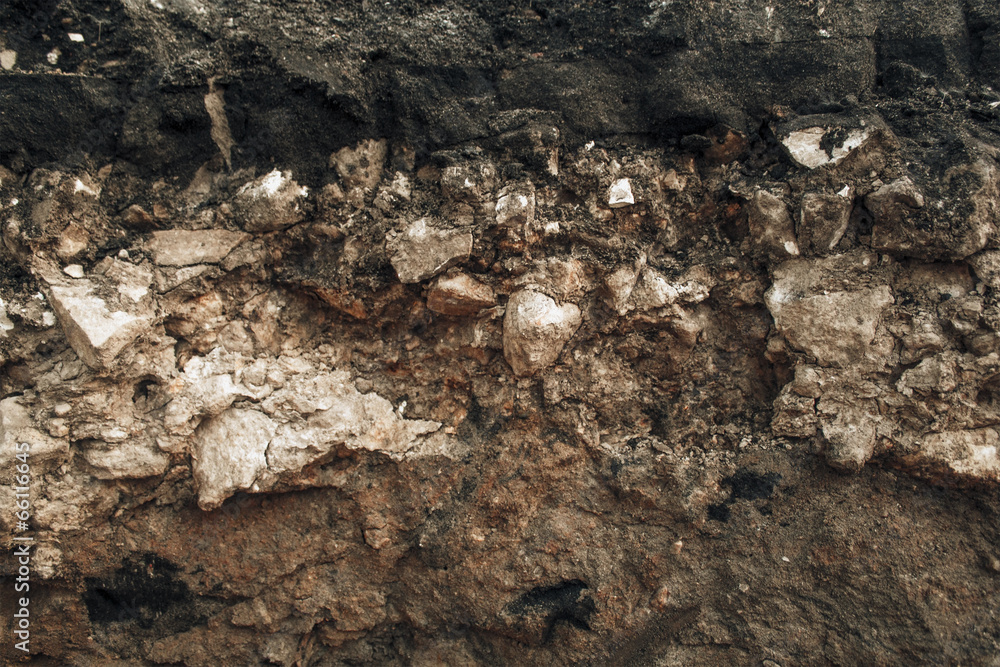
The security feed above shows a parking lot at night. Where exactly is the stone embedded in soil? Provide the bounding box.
[798,192,852,254]
[869,160,999,260]
[82,439,171,480]
[388,218,473,283]
[503,289,582,376]
[0,397,68,475]
[780,125,872,169]
[147,229,250,266]
[330,138,388,193]
[45,270,155,370]
[194,408,276,511]
[900,429,1000,483]
[766,256,894,368]
[608,178,635,208]
[819,397,879,472]
[495,182,537,239]
[231,170,309,233]
[748,190,799,259]
[427,272,497,316]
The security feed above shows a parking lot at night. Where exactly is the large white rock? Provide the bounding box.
[47,277,154,370]
[503,290,582,376]
[781,126,872,169]
[147,229,250,266]
[906,429,1000,483]
[194,408,276,511]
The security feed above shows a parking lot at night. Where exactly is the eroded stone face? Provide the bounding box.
[46,268,155,370]
[232,170,309,233]
[766,287,894,367]
[388,218,473,283]
[147,229,250,267]
[503,290,582,376]
[194,408,275,511]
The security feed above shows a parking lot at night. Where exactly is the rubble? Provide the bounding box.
[4,2,1000,663]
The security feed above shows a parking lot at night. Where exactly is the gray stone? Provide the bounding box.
[766,272,893,368]
[232,170,309,233]
[389,219,473,283]
[799,193,851,254]
[147,229,250,266]
[748,190,799,259]
[503,290,582,376]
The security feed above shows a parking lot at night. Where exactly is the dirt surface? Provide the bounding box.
[2,1,1000,665]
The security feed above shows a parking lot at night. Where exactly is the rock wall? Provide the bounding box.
[2,1,1000,664]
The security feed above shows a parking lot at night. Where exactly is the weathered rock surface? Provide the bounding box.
[503,290,582,376]
[388,218,473,283]
[3,0,1000,665]
[147,229,250,267]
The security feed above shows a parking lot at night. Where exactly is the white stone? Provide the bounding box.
[194,409,276,510]
[147,229,250,266]
[608,178,635,208]
[0,298,13,337]
[503,290,582,376]
[47,280,154,369]
[495,183,536,234]
[0,50,16,70]
[605,254,646,315]
[766,283,894,367]
[63,264,85,278]
[68,33,85,42]
[910,429,1000,482]
[782,126,871,169]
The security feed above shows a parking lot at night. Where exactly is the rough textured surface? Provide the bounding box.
[2,0,1000,665]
